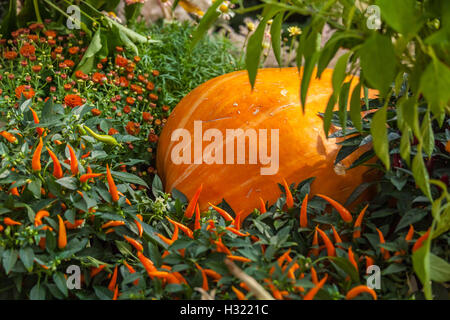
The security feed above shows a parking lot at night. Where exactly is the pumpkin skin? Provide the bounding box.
[156,68,378,214]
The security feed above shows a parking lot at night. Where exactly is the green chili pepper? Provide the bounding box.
[83,125,121,147]
[76,124,87,135]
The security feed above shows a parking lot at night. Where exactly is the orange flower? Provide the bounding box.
[125,121,140,136]
[15,85,35,99]
[92,72,106,84]
[126,97,135,105]
[19,43,36,57]
[142,112,153,122]
[118,76,129,87]
[123,105,131,114]
[68,46,80,54]
[64,94,83,108]
[115,55,128,67]
[130,84,143,94]
[31,65,42,73]
[4,51,18,60]
[91,108,101,116]
[64,59,75,68]
[74,70,87,79]
[44,30,57,38]
[146,82,155,91]
[108,128,119,135]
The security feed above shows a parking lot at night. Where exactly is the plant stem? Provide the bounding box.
[33,0,44,25]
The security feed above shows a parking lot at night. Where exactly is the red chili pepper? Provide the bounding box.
[106,164,119,202]
[67,144,79,175]
[112,285,119,300]
[300,194,308,228]
[316,227,336,257]
[303,274,328,300]
[412,228,431,253]
[282,178,294,209]
[32,137,43,172]
[184,184,202,219]
[345,285,377,300]
[46,147,63,179]
[123,235,143,252]
[316,194,353,223]
[353,204,369,239]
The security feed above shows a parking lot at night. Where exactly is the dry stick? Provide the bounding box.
[224,259,274,300]
[195,288,216,300]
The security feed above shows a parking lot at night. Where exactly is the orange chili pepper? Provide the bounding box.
[300,194,308,228]
[80,173,103,183]
[195,263,209,291]
[137,251,157,278]
[90,265,106,278]
[134,218,143,238]
[0,225,3,232]
[57,214,67,249]
[316,194,353,223]
[311,228,319,256]
[101,220,125,229]
[331,225,343,244]
[46,147,63,179]
[316,227,336,257]
[81,151,91,159]
[240,282,250,291]
[112,285,119,300]
[225,226,250,237]
[67,144,79,175]
[147,271,180,284]
[375,228,390,259]
[348,246,358,273]
[208,203,234,223]
[64,219,85,229]
[105,228,115,234]
[345,285,377,300]
[264,279,283,300]
[232,286,247,300]
[29,107,44,136]
[123,235,143,252]
[282,178,294,209]
[412,228,431,253]
[303,274,328,300]
[259,197,266,214]
[184,184,202,219]
[204,269,222,281]
[226,255,252,263]
[4,217,21,226]
[108,265,118,291]
[310,266,319,285]
[0,131,17,143]
[166,217,193,239]
[353,204,369,239]
[405,224,414,241]
[234,210,242,230]
[365,256,375,270]
[123,261,139,285]
[54,139,62,145]
[156,233,173,246]
[214,237,232,255]
[106,164,119,202]
[194,203,201,231]
[34,210,50,227]
[32,137,43,172]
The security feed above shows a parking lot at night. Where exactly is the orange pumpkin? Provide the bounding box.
[156,68,378,214]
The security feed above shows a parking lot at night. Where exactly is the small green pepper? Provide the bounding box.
[83,125,121,147]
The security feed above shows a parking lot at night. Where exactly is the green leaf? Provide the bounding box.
[19,247,34,272]
[28,179,41,198]
[349,82,362,132]
[270,12,284,67]
[330,256,360,284]
[412,148,432,199]
[359,33,397,96]
[376,0,424,35]
[75,28,102,74]
[412,236,431,299]
[323,95,336,137]
[370,105,390,169]
[400,128,411,166]
[190,0,223,50]
[30,283,46,300]
[419,59,450,124]
[53,272,69,298]
[152,174,164,197]
[421,112,434,157]
[56,177,78,190]
[430,253,450,283]
[332,52,351,99]
[246,18,269,88]
[111,170,148,187]
[93,285,113,300]
[0,0,18,38]
[338,81,351,132]
[2,249,18,275]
